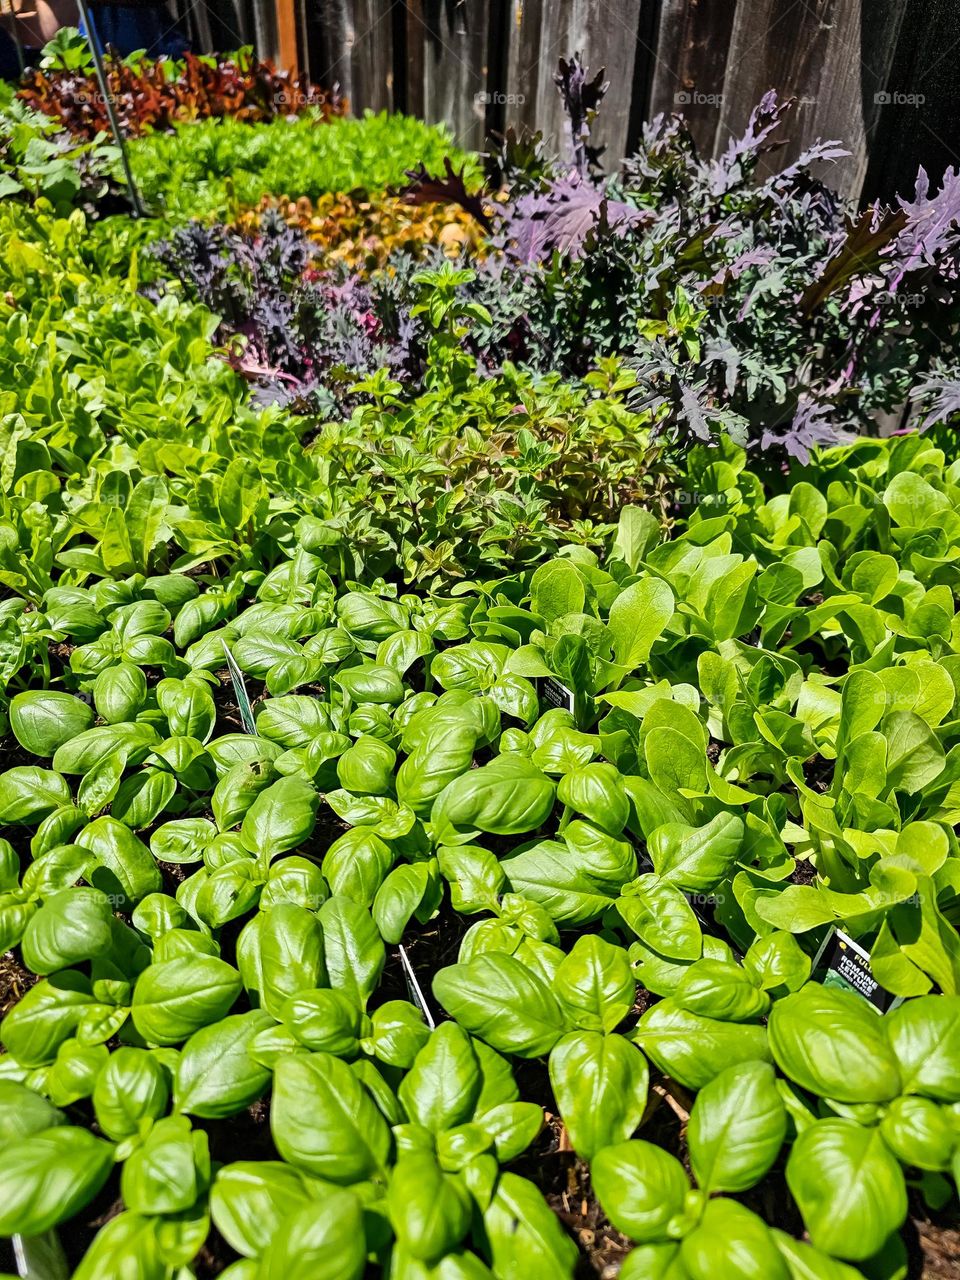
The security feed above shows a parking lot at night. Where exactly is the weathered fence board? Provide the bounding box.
[503,0,645,167]
[419,0,490,152]
[648,0,736,157]
[281,0,960,205]
[713,0,912,198]
[308,0,396,112]
[863,0,960,202]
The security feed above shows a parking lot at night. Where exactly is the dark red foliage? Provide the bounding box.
[18,49,344,140]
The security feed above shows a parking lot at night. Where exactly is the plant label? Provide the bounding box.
[221,641,257,735]
[540,676,575,713]
[398,943,436,1029]
[813,928,903,1014]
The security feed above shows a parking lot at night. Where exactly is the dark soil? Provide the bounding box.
[913,1214,960,1278]
[0,948,37,1019]
[790,856,818,887]
[802,753,834,794]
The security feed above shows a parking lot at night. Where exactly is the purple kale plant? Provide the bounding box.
[146,213,423,411]
[143,53,960,467]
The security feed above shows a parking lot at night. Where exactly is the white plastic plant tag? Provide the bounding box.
[398,943,436,1029]
[222,639,257,734]
[14,1230,68,1279]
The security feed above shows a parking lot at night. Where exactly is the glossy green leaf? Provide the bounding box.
[768,984,901,1103]
[687,1060,787,1193]
[549,1031,648,1160]
[174,1009,274,1117]
[591,1139,690,1241]
[786,1119,907,1261]
[9,691,94,758]
[433,954,566,1057]
[0,1126,112,1235]
[271,1051,391,1181]
[132,955,242,1045]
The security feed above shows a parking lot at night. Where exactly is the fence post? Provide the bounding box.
[404,0,425,118]
[275,0,298,72]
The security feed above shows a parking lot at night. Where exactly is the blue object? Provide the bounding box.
[80,4,190,59]
[0,27,25,79]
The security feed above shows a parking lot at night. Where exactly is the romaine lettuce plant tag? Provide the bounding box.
[222,641,257,735]
[398,944,435,1028]
[540,676,575,713]
[813,928,903,1014]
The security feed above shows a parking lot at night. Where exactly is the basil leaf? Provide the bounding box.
[0,766,72,824]
[591,1139,690,1241]
[237,903,326,1017]
[120,1115,210,1215]
[132,955,242,1045]
[887,993,960,1100]
[318,895,384,1009]
[280,989,362,1056]
[398,1021,481,1135]
[554,935,636,1032]
[879,1096,955,1171]
[9,691,94,758]
[0,1126,113,1235]
[363,1000,432,1069]
[786,1119,907,1261]
[92,1046,169,1140]
[0,1080,65,1144]
[549,1031,648,1160]
[174,1009,274,1117]
[76,815,163,905]
[271,1051,391,1181]
[258,1190,367,1280]
[433,954,567,1058]
[632,1000,771,1090]
[687,1060,787,1193]
[768,984,901,1103]
[681,1199,789,1280]
[239,776,319,860]
[431,756,555,844]
[1,971,93,1067]
[482,1172,578,1278]
[20,887,114,974]
[210,1160,312,1258]
[387,1151,472,1263]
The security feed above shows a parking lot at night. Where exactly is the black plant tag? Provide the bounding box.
[812,928,903,1014]
[540,675,575,713]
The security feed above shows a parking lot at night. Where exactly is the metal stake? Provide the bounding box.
[74,0,145,217]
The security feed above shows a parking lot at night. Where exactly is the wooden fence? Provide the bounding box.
[248,0,960,205]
